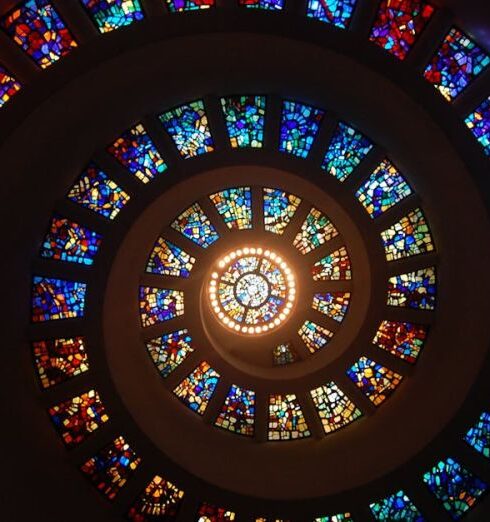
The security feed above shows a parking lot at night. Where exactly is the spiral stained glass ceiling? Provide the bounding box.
[12,0,490,509]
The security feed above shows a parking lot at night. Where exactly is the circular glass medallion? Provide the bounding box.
[208,248,296,334]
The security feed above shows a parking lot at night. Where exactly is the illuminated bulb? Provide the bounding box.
[236,249,242,256]
[257,248,263,255]
[264,250,270,257]
[224,256,230,264]
[234,324,241,331]
[229,320,235,329]
[223,317,230,325]
[269,252,276,260]
[279,313,286,321]
[218,312,225,319]
[274,318,281,325]
[211,300,218,308]
[255,326,262,334]
[218,261,225,268]
[250,248,256,254]
[281,262,287,270]
[230,252,236,259]
[243,247,250,255]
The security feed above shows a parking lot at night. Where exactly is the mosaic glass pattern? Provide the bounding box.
[139,287,184,327]
[298,320,333,354]
[209,249,295,334]
[387,267,436,310]
[423,457,487,518]
[48,389,109,447]
[32,337,89,389]
[293,207,339,254]
[312,292,351,322]
[322,122,373,182]
[239,0,284,9]
[312,246,351,280]
[128,475,185,521]
[279,101,324,158]
[465,412,490,459]
[465,97,490,156]
[0,0,77,68]
[215,384,255,436]
[81,436,141,500]
[263,188,301,234]
[347,356,403,406]
[381,208,434,261]
[273,343,297,365]
[306,0,357,29]
[268,394,311,441]
[159,100,214,158]
[370,490,423,521]
[373,320,428,363]
[209,187,253,229]
[40,216,102,266]
[171,203,219,248]
[146,238,195,278]
[197,503,235,521]
[81,0,144,33]
[221,95,266,147]
[146,329,194,378]
[314,516,353,522]
[108,123,167,183]
[165,0,214,12]
[310,382,361,434]
[0,65,21,108]
[370,0,435,60]
[32,276,86,322]
[173,362,220,415]
[424,27,490,101]
[68,164,130,220]
[356,159,412,218]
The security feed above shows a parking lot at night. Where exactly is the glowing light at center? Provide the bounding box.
[208,248,296,335]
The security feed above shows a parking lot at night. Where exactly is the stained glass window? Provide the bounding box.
[387,267,436,310]
[322,122,373,182]
[139,287,184,327]
[465,97,490,156]
[48,389,109,447]
[239,0,284,10]
[273,343,297,365]
[146,238,195,277]
[173,361,220,415]
[108,123,167,183]
[424,27,490,101]
[381,208,434,261]
[268,394,311,440]
[356,159,412,218]
[423,457,487,519]
[312,292,351,322]
[221,95,266,147]
[465,412,490,459]
[81,436,141,500]
[0,65,21,108]
[128,474,185,521]
[263,188,301,234]
[159,100,214,158]
[306,0,357,29]
[298,320,333,353]
[310,382,361,434]
[81,0,144,33]
[32,337,89,389]
[68,163,130,220]
[312,246,351,280]
[209,187,253,229]
[373,320,427,363]
[40,216,102,266]
[314,515,353,522]
[165,0,214,12]
[171,203,219,248]
[146,329,194,378]
[32,276,87,322]
[197,503,235,521]
[293,207,338,254]
[215,384,255,436]
[279,101,324,158]
[370,0,435,60]
[369,490,423,521]
[0,0,77,69]
[347,356,402,406]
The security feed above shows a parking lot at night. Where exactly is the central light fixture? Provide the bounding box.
[208,247,296,334]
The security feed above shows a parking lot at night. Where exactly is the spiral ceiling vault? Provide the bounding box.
[3,0,490,521]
